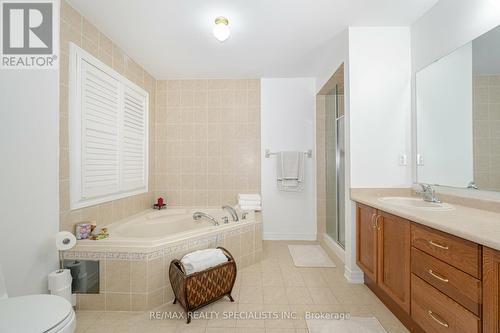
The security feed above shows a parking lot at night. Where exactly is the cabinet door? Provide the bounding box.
[377,211,411,313]
[356,203,378,281]
[484,247,500,333]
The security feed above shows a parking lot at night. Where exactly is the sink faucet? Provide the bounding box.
[416,184,441,203]
[222,205,239,222]
[193,212,219,226]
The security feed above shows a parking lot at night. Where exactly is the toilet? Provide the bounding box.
[0,265,76,333]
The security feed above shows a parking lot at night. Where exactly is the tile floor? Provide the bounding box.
[75,241,409,333]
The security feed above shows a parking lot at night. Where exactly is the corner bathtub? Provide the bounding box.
[64,207,263,312]
[78,207,256,248]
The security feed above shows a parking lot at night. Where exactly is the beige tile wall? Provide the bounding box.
[59,1,156,232]
[154,79,261,206]
[316,95,326,236]
[473,75,500,191]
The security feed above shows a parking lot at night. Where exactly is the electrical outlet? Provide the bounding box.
[417,154,424,166]
[399,154,407,166]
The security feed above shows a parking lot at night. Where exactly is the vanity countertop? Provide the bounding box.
[351,188,500,251]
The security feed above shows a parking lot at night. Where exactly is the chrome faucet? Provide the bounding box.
[222,205,239,222]
[416,184,441,203]
[467,181,479,190]
[193,212,219,226]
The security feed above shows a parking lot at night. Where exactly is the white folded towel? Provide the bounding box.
[239,199,261,206]
[239,204,262,211]
[181,248,228,275]
[277,151,304,192]
[238,194,261,202]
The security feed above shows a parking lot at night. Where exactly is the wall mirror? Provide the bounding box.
[416,25,500,191]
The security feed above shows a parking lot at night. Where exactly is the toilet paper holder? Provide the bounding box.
[55,231,77,269]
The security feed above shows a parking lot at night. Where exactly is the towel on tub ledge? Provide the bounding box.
[181,248,228,275]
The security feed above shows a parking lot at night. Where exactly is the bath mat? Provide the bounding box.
[288,245,336,268]
[306,316,387,333]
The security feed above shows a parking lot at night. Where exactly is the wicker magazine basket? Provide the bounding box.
[169,247,237,323]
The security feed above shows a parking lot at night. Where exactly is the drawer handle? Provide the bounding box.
[428,240,449,250]
[428,310,449,328]
[428,269,449,283]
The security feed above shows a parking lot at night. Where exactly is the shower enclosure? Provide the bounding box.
[324,69,345,248]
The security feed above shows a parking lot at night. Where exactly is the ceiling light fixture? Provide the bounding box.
[213,16,230,42]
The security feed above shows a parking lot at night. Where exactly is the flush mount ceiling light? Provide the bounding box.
[213,16,230,42]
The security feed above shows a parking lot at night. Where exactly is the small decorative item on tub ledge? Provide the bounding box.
[75,222,95,240]
[153,197,167,210]
[88,228,109,240]
[169,247,237,324]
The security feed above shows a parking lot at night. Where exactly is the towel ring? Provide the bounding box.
[264,149,313,159]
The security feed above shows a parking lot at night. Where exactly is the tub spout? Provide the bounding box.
[222,205,239,222]
[193,212,219,226]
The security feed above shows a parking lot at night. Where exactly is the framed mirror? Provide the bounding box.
[416,25,500,191]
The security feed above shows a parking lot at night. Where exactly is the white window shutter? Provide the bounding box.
[69,43,148,209]
[121,84,148,192]
[81,59,120,198]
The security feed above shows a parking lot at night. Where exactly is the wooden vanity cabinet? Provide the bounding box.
[377,211,411,313]
[355,202,498,332]
[356,204,411,313]
[484,247,500,333]
[356,203,378,281]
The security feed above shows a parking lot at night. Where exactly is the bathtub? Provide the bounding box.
[65,207,263,311]
[76,207,258,249]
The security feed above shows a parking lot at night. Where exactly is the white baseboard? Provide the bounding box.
[344,265,364,284]
[321,233,345,263]
[263,233,317,241]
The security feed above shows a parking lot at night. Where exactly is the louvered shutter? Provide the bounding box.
[80,59,120,198]
[70,44,148,209]
[121,84,148,191]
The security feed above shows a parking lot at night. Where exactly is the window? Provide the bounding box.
[69,43,148,210]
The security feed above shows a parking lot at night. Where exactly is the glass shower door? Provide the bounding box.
[336,114,345,247]
[325,85,345,248]
[325,93,337,242]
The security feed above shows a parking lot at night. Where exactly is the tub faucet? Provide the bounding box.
[193,212,219,226]
[222,206,239,222]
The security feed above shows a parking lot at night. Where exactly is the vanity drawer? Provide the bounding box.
[411,247,481,316]
[411,274,480,333]
[411,224,481,278]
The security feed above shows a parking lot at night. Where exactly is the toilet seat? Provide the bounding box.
[0,294,75,333]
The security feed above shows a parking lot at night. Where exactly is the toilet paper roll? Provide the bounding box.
[51,285,72,304]
[48,269,72,291]
[55,231,77,251]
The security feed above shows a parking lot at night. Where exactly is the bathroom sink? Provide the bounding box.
[378,197,454,211]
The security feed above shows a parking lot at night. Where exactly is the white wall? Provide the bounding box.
[0,70,60,296]
[314,29,350,93]
[349,27,412,188]
[412,0,500,73]
[261,78,317,240]
[416,43,473,187]
[313,29,361,282]
[312,27,412,283]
